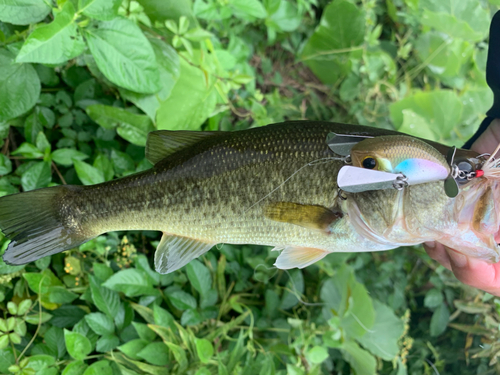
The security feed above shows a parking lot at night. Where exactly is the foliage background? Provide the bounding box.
[0,0,499,374]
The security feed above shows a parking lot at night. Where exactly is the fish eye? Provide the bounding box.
[362,157,377,169]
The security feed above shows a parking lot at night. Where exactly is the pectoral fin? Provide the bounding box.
[154,233,216,274]
[264,202,342,231]
[274,247,329,269]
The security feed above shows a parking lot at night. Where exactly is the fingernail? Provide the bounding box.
[424,241,435,249]
[446,248,467,268]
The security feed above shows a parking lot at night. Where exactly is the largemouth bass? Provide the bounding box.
[0,121,497,273]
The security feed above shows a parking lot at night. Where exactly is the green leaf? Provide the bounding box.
[157,53,217,130]
[51,148,89,167]
[165,342,188,372]
[16,2,85,64]
[64,329,92,360]
[83,18,161,94]
[424,289,444,309]
[26,354,55,371]
[415,32,473,87]
[44,326,66,359]
[181,308,203,326]
[82,360,113,375]
[195,338,214,364]
[74,159,105,185]
[62,360,88,375]
[230,0,267,19]
[11,142,44,158]
[95,334,119,352]
[102,269,158,297]
[341,340,377,375]
[89,275,121,318]
[50,305,86,328]
[389,90,463,140]
[21,161,51,191]
[0,0,51,25]
[398,109,437,141]
[137,342,170,366]
[86,104,154,146]
[167,289,197,310]
[301,0,365,84]
[280,269,303,310]
[110,149,135,174]
[132,322,156,341]
[419,0,489,42]
[430,303,450,336]
[186,259,211,295]
[118,339,149,360]
[306,346,328,364]
[85,312,115,335]
[0,49,40,121]
[78,0,121,21]
[119,38,180,121]
[0,154,12,175]
[267,1,301,32]
[153,304,174,329]
[47,286,79,304]
[356,300,405,361]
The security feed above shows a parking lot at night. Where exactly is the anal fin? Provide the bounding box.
[154,233,216,274]
[274,247,329,269]
[264,202,342,231]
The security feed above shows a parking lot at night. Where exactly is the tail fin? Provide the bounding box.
[0,186,91,265]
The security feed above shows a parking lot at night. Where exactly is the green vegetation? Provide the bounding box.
[0,0,499,374]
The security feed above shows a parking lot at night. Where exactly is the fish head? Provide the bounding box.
[350,135,450,185]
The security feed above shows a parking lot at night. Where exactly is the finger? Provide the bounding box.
[471,118,500,154]
[424,242,452,270]
[446,248,500,296]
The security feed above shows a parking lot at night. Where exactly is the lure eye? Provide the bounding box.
[362,157,377,169]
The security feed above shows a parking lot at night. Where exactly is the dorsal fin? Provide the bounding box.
[145,130,218,164]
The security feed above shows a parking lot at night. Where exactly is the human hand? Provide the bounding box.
[424,118,500,296]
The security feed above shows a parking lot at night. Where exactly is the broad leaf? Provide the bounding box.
[430,303,450,336]
[74,159,105,185]
[83,18,161,94]
[137,342,169,366]
[157,53,217,130]
[84,312,115,335]
[301,0,365,84]
[86,104,155,146]
[21,161,51,191]
[341,341,377,375]
[51,148,89,166]
[0,49,40,121]
[89,275,121,318]
[119,39,180,121]
[167,290,197,310]
[186,259,211,295]
[64,330,92,360]
[419,0,490,42]
[195,338,213,364]
[357,300,404,361]
[102,269,158,297]
[16,2,85,64]
[0,0,51,25]
[118,339,149,360]
[78,0,121,21]
[389,90,463,140]
[82,360,113,375]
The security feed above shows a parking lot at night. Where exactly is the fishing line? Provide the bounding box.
[245,156,345,213]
